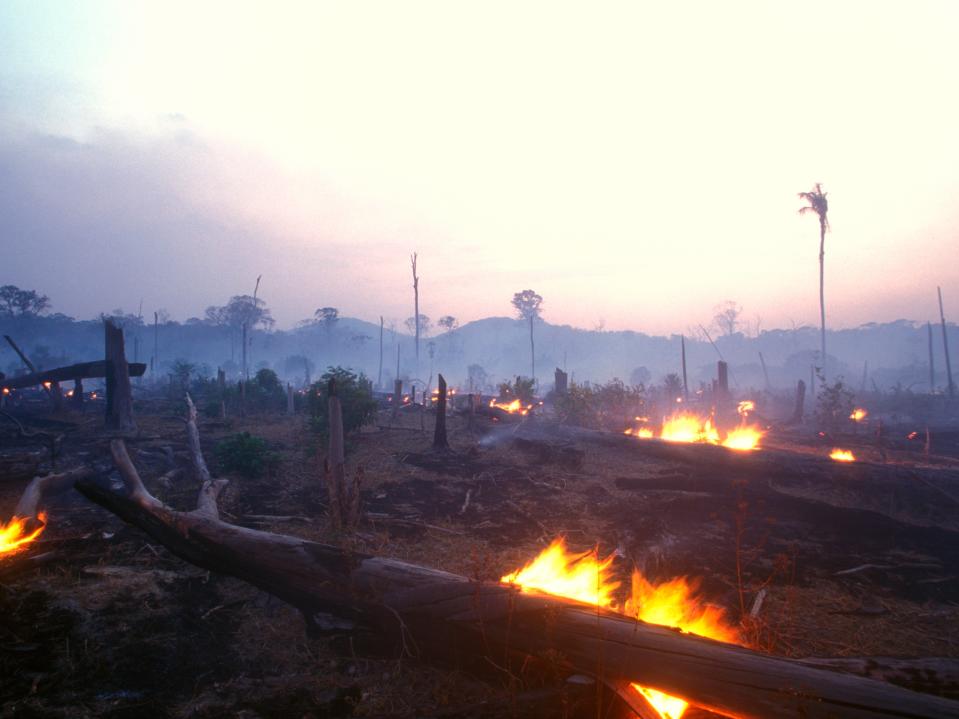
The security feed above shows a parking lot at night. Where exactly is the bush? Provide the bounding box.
[554,379,647,430]
[815,373,854,432]
[498,376,536,403]
[214,432,279,478]
[308,366,377,440]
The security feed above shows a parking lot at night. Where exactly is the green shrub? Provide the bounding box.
[308,366,377,440]
[214,432,279,478]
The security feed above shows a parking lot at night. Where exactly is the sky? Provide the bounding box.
[1,1,958,335]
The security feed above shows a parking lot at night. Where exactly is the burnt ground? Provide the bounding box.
[2,403,959,718]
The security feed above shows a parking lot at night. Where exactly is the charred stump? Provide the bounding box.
[432,373,449,450]
[104,319,137,434]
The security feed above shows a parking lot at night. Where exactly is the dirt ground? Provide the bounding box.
[2,402,959,718]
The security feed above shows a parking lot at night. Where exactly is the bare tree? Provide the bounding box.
[511,290,543,387]
[713,301,743,337]
[411,252,420,370]
[405,315,431,338]
[798,183,829,381]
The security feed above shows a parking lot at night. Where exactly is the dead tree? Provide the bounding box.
[287,383,295,415]
[391,379,402,424]
[104,319,137,434]
[929,321,936,392]
[432,373,449,450]
[411,252,420,371]
[378,315,384,390]
[939,286,955,397]
[554,368,568,395]
[789,379,806,424]
[324,380,360,531]
[73,456,959,719]
[681,335,689,400]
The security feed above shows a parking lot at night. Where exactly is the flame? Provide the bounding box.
[737,400,755,417]
[721,426,763,451]
[0,513,47,555]
[489,398,531,415]
[501,538,740,718]
[626,412,764,451]
[632,686,690,719]
[907,431,918,440]
[849,408,868,422]
[830,448,856,462]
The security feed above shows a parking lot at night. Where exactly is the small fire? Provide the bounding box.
[501,538,740,718]
[907,431,918,440]
[849,408,868,422]
[489,398,531,415]
[42,381,52,389]
[636,427,654,439]
[0,513,47,555]
[830,448,856,462]
[644,412,763,451]
[737,400,755,418]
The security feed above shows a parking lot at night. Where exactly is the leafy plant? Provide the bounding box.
[498,376,536,403]
[308,366,377,440]
[815,371,854,432]
[214,432,279,478]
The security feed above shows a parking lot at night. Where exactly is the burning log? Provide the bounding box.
[73,445,959,719]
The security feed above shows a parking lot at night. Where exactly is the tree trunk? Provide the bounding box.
[789,379,805,425]
[287,383,295,415]
[681,335,689,400]
[432,374,449,450]
[378,315,384,390]
[529,314,535,387]
[412,253,420,372]
[71,468,959,719]
[819,219,827,384]
[929,321,936,392]
[938,287,955,397]
[104,319,137,434]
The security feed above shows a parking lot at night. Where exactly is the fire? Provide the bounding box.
[501,538,741,718]
[849,408,868,422]
[631,412,764,451]
[737,400,755,417]
[830,448,856,462]
[721,425,764,451]
[489,398,531,415]
[0,512,47,555]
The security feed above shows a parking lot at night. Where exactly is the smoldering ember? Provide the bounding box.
[4,5,959,719]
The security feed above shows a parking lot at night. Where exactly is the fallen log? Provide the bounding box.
[73,442,959,719]
[0,360,147,391]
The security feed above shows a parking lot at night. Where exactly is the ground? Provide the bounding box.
[1,400,958,718]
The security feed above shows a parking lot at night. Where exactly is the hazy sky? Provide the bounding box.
[1,1,958,334]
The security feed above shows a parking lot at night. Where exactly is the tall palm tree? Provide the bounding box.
[798,183,829,383]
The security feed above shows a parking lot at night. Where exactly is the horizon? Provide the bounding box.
[2,2,958,335]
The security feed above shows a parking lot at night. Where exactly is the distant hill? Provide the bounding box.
[1,313,955,395]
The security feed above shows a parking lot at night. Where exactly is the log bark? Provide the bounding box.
[104,319,137,434]
[73,447,959,719]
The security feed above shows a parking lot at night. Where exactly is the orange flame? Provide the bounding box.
[489,398,531,415]
[830,448,856,462]
[629,412,764,451]
[501,538,740,718]
[0,513,47,555]
[849,408,868,422]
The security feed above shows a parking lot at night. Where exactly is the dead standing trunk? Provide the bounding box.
[529,314,535,388]
[939,286,955,397]
[819,216,827,384]
[104,319,137,434]
[411,253,420,374]
[432,373,449,450]
[324,380,360,531]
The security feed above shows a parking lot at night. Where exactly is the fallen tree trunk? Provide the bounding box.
[0,360,147,391]
[73,443,959,719]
